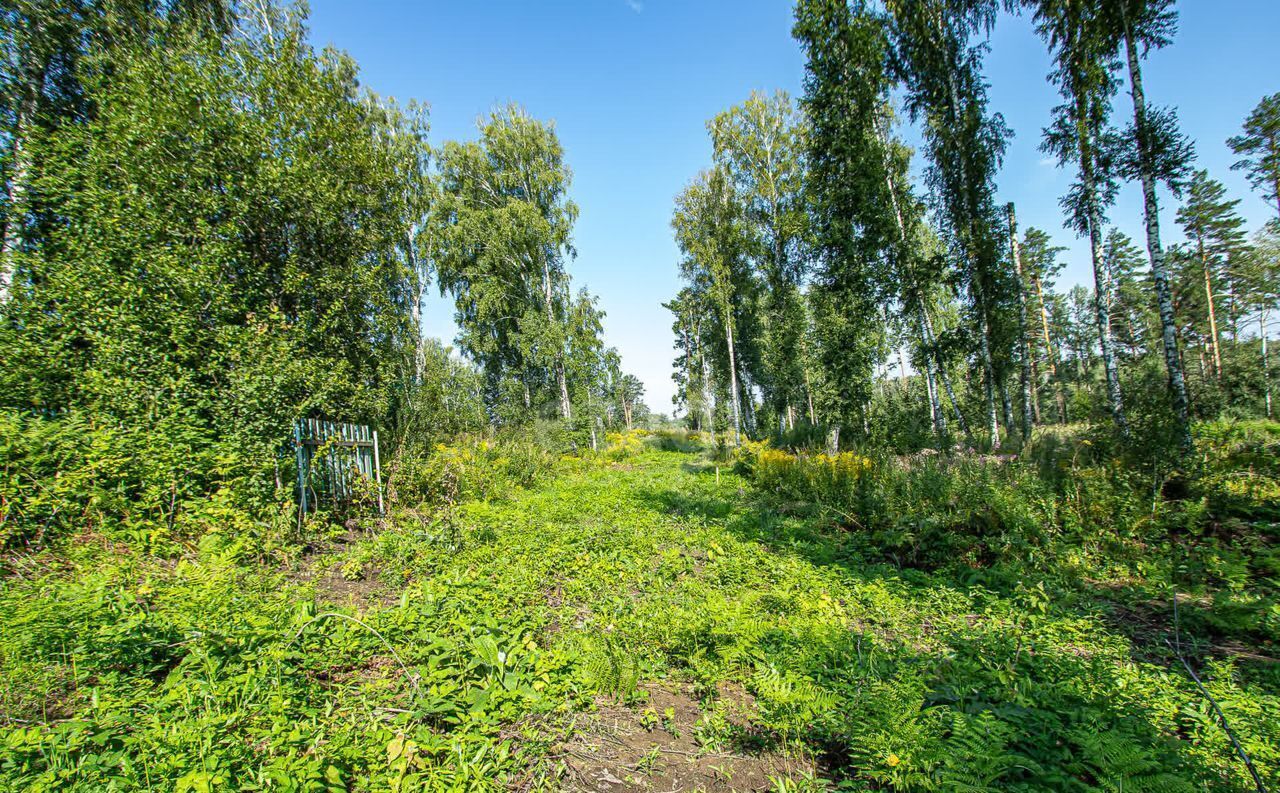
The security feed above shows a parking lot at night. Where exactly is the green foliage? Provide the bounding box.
[4,3,1280,792]
[4,436,1280,790]
[0,409,291,555]
[1228,92,1280,215]
[432,105,576,424]
[793,0,894,429]
[388,435,554,510]
[1,8,429,548]
[707,90,811,428]
[644,428,706,454]
[393,339,489,454]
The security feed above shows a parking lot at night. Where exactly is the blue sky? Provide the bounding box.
[307,0,1280,414]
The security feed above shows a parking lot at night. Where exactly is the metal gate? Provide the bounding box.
[294,418,383,514]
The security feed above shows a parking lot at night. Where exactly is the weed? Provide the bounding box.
[2,431,1278,790]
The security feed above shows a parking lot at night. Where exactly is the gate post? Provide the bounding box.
[294,419,308,515]
[373,429,384,515]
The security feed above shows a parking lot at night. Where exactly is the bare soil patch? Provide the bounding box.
[288,527,394,608]
[559,681,812,792]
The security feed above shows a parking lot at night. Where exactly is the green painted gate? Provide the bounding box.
[293,418,383,515]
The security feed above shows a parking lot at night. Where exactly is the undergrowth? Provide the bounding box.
[1,425,1277,790]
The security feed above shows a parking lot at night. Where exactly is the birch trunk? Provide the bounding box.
[1,58,46,304]
[724,309,742,445]
[406,223,427,381]
[1071,19,1127,436]
[1007,203,1034,442]
[922,343,946,438]
[1033,273,1068,422]
[699,330,716,444]
[979,307,1000,445]
[557,361,572,421]
[877,115,949,444]
[922,308,970,438]
[543,256,571,420]
[1122,21,1192,449]
[1001,379,1014,436]
[804,367,816,425]
[1089,215,1127,435]
[942,64,1001,447]
[1261,311,1272,419]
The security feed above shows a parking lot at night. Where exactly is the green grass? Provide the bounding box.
[2,446,1278,790]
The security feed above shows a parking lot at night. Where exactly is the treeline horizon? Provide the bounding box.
[667,0,1280,456]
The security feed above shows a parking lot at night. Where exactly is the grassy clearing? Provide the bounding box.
[2,438,1279,791]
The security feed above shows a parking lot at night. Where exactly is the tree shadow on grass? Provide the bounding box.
[641,476,1280,681]
[630,478,1280,790]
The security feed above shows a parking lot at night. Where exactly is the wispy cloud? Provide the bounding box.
[625,0,644,12]
[1037,156,1056,167]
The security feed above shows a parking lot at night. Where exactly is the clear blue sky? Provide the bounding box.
[306,0,1280,415]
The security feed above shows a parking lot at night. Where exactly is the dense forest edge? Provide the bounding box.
[2,0,1280,791]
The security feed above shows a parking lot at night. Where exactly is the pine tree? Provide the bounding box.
[1176,170,1248,380]
[1102,229,1154,358]
[1240,226,1280,417]
[1021,227,1071,422]
[1229,93,1280,222]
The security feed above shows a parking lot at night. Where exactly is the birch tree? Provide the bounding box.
[1031,0,1129,436]
[886,0,1014,448]
[1109,0,1194,451]
[672,168,748,444]
[1007,204,1034,442]
[0,0,232,304]
[708,91,809,431]
[432,106,578,423]
[793,0,895,447]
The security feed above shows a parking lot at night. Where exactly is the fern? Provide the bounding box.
[937,712,1028,792]
[582,635,640,696]
[1072,728,1196,793]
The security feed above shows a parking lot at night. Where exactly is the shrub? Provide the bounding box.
[602,430,647,460]
[754,449,876,516]
[387,436,554,508]
[643,429,705,453]
[0,410,285,554]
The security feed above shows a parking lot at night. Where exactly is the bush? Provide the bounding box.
[602,430,647,460]
[643,429,705,453]
[387,436,554,508]
[0,410,287,554]
[754,448,875,513]
[749,446,1067,572]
